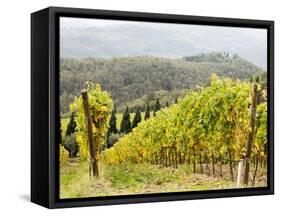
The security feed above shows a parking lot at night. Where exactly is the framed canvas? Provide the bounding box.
[31,6,274,208]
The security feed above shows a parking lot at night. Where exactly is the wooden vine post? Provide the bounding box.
[236,159,243,187]
[81,89,99,178]
[243,83,258,185]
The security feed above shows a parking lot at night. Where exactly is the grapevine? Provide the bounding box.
[101,75,267,177]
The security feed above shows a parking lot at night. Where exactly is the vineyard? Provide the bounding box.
[60,74,267,198]
[101,74,267,182]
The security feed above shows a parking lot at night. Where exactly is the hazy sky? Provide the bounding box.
[61,17,266,41]
[60,17,267,68]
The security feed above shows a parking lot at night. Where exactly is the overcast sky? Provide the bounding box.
[60,17,267,42]
[60,17,267,68]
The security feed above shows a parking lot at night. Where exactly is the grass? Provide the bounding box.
[104,163,181,191]
[60,161,267,199]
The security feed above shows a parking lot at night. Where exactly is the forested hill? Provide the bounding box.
[60,53,264,113]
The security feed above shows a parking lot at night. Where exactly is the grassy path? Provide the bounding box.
[60,161,267,199]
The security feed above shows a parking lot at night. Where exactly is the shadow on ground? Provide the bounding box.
[19,194,30,202]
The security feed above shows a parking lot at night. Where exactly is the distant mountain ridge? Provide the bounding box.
[61,24,267,68]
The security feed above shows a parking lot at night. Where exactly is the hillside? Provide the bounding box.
[118,89,187,113]
[60,53,263,113]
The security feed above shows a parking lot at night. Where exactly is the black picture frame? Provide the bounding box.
[31,6,274,208]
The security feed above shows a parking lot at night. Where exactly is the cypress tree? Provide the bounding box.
[64,112,79,157]
[250,76,253,83]
[113,103,117,113]
[59,120,62,145]
[255,75,260,83]
[144,103,150,120]
[166,101,169,107]
[109,109,118,134]
[175,97,178,104]
[153,98,161,116]
[106,105,117,149]
[120,106,131,134]
[65,112,76,136]
[132,109,142,129]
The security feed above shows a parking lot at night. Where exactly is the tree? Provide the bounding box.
[59,120,62,145]
[175,97,178,104]
[70,82,113,178]
[250,76,253,83]
[153,98,161,116]
[166,101,169,107]
[144,103,150,120]
[107,133,120,148]
[255,74,260,83]
[120,106,131,134]
[64,112,79,157]
[109,109,118,134]
[113,103,117,113]
[63,134,79,158]
[65,112,76,136]
[60,55,262,113]
[132,109,142,129]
